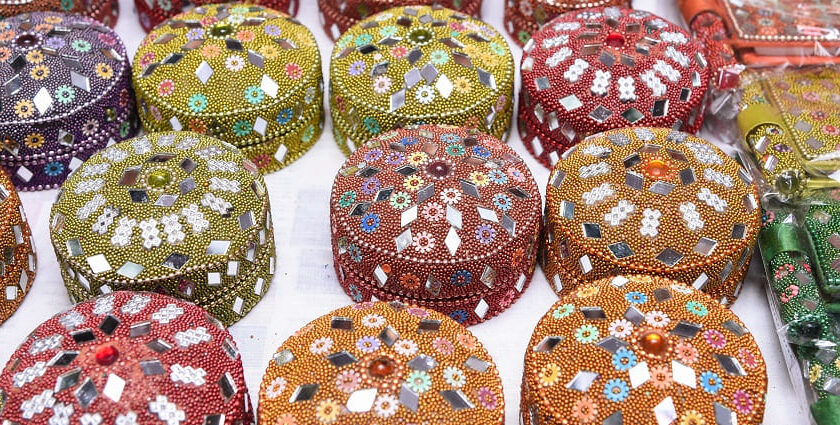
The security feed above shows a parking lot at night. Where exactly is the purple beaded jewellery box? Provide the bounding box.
[0,12,138,190]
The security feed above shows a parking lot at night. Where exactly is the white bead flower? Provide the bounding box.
[617,76,637,102]
[415,85,435,104]
[564,58,590,83]
[679,201,704,231]
[590,70,611,96]
[604,200,635,227]
[640,69,666,97]
[640,208,662,237]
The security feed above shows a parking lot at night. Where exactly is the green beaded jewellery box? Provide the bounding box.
[49,132,275,325]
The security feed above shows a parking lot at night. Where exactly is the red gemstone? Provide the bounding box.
[95,345,119,366]
[605,33,625,48]
[368,357,394,378]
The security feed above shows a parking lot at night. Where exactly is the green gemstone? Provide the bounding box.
[210,24,234,38]
[408,28,434,45]
[147,169,172,188]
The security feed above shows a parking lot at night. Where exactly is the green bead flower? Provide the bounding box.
[490,42,506,56]
[379,25,398,37]
[244,86,265,105]
[445,143,465,156]
[575,324,600,344]
[552,303,574,319]
[232,120,252,136]
[54,85,75,104]
[71,39,91,52]
[405,370,432,393]
[686,300,708,317]
[430,50,450,65]
[302,125,315,143]
[389,191,411,209]
[60,0,73,10]
[339,191,356,208]
[120,121,131,137]
[188,93,208,113]
[364,117,381,134]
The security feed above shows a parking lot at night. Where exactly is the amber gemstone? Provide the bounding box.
[368,357,394,378]
[644,159,670,179]
[147,169,172,188]
[95,344,119,366]
[640,331,668,357]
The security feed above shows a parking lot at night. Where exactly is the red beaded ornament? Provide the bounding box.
[330,125,542,326]
[518,7,710,168]
[504,0,628,46]
[0,291,253,425]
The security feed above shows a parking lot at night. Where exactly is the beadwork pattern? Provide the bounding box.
[0,168,36,325]
[0,291,253,425]
[0,0,119,28]
[259,301,504,424]
[0,12,138,190]
[317,0,482,41]
[519,7,709,168]
[740,67,840,199]
[135,0,295,32]
[543,128,760,306]
[330,6,514,156]
[330,125,541,325]
[521,275,767,425]
[49,132,275,326]
[503,0,627,46]
[133,3,324,174]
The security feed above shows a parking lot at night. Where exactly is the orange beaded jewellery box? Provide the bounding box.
[0,168,36,326]
[330,125,542,326]
[258,301,505,424]
[543,127,760,306]
[522,275,767,425]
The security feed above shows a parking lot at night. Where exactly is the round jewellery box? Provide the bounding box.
[0,291,254,425]
[317,0,482,41]
[258,301,504,424]
[330,125,541,326]
[504,0,627,46]
[0,12,138,190]
[521,275,767,425]
[135,0,296,32]
[519,7,710,168]
[543,127,760,306]
[49,132,275,326]
[0,169,36,326]
[133,3,324,174]
[0,0,119,27]
[330,5,515,157]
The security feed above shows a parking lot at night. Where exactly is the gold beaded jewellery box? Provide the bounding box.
[317,0,482,41]
[330,125,542,325]
[739,67,840,199]
[0,291,254,425]
[504,0,628,46]
[258,301,505,424]
[329,5,515,156]
[0,0,119,27]
[133,3,324,174]
[543,127,760,306]
[522,275,767,425]
[0,168,36,326]
[49,132,275,326]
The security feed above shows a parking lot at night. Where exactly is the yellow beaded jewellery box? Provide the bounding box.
[49,132,275,326]
[329,5,515,156]
[133,3,324,174]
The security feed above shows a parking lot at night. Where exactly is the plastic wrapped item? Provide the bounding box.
[739,67,840,200]
[678,0,840,69]
[756,200,840,425]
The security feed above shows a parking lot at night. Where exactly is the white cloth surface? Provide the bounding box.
[0,0,804,423]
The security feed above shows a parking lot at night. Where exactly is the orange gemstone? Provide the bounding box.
[645,159,670,178]
[368,357,394,378]
[640,331,668,356]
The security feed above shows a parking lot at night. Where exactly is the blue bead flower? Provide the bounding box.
[360,213,380,233]
[625,291,648,304]
[449,309,468,324]
[401,136,418,146]
[44,162,64,177]
[699,371,723,394]
[472,145,491,158]
[451,270,472,287]
[612,347,637,371]
[349,284,362,302]
[488,169,507,184]
[492,193,512,211]
[276,108,294,125]
[348,245,362,263]
[440,133,460,143]
[603,379,630,402]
